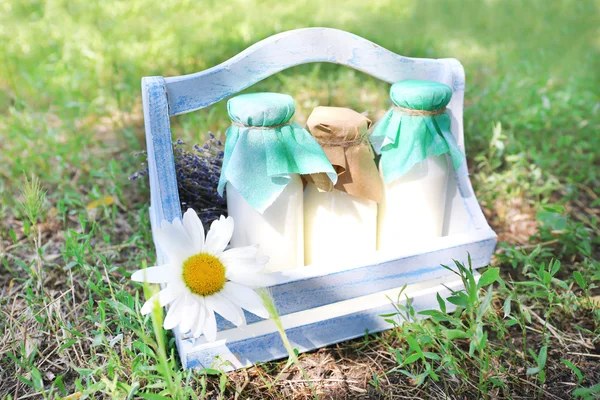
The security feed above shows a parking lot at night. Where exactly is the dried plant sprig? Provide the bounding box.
[131,135,226,230]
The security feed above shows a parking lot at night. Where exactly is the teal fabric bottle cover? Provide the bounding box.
[370,80,466,184]
[217,92,337,213]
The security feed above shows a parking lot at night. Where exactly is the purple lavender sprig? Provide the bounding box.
[130,134,226,230]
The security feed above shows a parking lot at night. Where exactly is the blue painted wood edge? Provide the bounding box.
[142,76,182,225]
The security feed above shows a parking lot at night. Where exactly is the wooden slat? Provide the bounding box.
[142,77,182,262]
[192,231,496,333]
[179,274,470,370]
[164,28,454,116]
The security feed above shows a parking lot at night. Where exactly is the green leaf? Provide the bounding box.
[489,377,507,388]
[578,240,592,257]
[380,312,398,318]
[417,312,452,323]
[537,346,547,369]
[139,394,171,400]
[418,310,444,317]
[477,287,493,320]
[31,367,44,390]
[447,294,469,308]
[394,349,403,365]
[561,359,584,383]
[127,382,141,400]
[536,211,567,230]
[219,372,227,393]
[397,369,417,381]
[53,374,66,395]
[556,279,569,290]
[526,367,540,375]
[436,292,446,314]
[73,367,94,377]
[478,267,500,289]
[573,271,586,290]
[196,368,221,375]
[540,270,552,285]
[573,383,600,397]
[59,339,78,352]
[419,335,433,346]
[521,306,532,324]
[445,329,469,340]
[9,228,17,244]
[541,205,565,214]
[423,352,441,361]
[401,353,422,366]
[405,336,422,354]
[550,260,561,276]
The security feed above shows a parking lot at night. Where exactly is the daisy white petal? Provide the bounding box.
[131,264,177,284]
[223,250,270,267]
[227,270,280,288]
[204,216,234,255]
[134,212,275,340]
[224,262,266,279]
[178,296,198,334]
[221,282,269,319]
[155,219,195,261]
[207,293,246,327]
[140,294,160,315]
[140,284,181,315]
[220,245,261,264]
[202,301,218,342]
[192,297,207,338]
[182,209,205,253]
[164,296,185,330]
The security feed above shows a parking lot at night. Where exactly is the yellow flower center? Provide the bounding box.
[182,253,226,296]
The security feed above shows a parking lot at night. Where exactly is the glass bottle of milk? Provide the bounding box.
[370,80,465,252]
[304,107,382,266]
[217,93,336,273]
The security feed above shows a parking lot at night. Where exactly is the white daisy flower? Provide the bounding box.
[132,209,270,342]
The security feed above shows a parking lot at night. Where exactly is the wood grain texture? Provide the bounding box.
[163,28,455,117]
[180,231,496,335]
[178,274,469,370]
[141,77,181,245]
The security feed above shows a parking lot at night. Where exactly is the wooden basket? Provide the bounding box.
[141,27,497,371]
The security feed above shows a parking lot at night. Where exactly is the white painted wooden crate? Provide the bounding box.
[141,27,497,371]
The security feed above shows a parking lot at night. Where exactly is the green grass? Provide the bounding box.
[1,0,599,398]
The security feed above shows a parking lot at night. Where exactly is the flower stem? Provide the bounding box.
[256,289,319,399]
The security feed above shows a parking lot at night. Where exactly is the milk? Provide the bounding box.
[304,183,377,266]
[227,175,304,273]
[377,154,449,251]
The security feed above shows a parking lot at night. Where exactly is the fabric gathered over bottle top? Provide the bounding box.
[217,92,337,213]
[369,79,466,183]
[306,106,382,202]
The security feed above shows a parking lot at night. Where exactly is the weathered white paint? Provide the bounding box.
[177,273,474,370]
[163,28,454,117]
[140,27,497,371]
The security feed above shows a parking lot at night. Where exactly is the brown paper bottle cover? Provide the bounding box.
[306,106,383,203]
